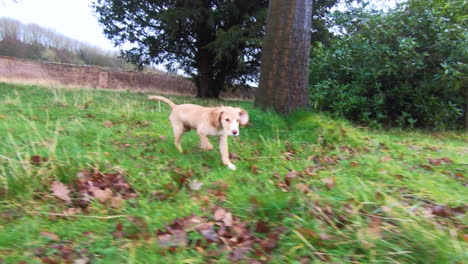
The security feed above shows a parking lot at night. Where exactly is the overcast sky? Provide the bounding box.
[0,0,117,51]
[0,0,401,53]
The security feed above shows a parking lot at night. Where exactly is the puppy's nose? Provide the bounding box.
[232,130,238,135]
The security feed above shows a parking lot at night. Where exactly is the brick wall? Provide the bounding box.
[0,56,197,95]
[0,56,255,100]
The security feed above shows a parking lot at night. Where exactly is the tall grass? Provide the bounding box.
[0,82,466,263]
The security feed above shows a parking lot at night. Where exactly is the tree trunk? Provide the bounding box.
[196,50,223,98]
[255,0,312,114]
[195,0,220,99]
[465,87,468,132]
[197,48,212,98]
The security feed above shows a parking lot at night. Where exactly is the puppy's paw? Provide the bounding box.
[200,143,214,151]
[227,163,236,170]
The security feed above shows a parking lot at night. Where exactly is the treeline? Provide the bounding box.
[0,17,134,70]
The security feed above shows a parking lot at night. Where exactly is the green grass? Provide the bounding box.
[0,82,467,263]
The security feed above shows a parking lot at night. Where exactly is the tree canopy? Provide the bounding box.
[93,0,268,98]
[93,0,341,98]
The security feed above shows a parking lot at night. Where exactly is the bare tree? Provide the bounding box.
[255,0,313,114]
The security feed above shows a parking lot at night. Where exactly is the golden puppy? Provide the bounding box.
[148,95,249,170]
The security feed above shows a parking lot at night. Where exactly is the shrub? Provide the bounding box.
[309,0,467,129]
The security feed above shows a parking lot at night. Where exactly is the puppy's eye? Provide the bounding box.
[237,119,240,123]
[225,118,230,122]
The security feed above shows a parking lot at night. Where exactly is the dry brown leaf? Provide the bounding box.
[158,230,187,248]
[62,207,80,217]
[223,212,233,227]
[285,170,299,187]
[322,177,336,190]
[50,181,71,204]
[295,183,312,194]
[381,205,392,213]
[92,188,113,203]
[40,231,60,241]
[110,194,125,208]
[189,179,203,191]
[196,223,219,242]
[428,157,453,165]
[380,156,392,162]
[250,165,259,174]
[213,207,227,221]
[357,216,381,248]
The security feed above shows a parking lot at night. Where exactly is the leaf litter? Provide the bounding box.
[48,168,137,213]
[109,205,286,262]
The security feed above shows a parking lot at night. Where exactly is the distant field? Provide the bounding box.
[0,82,466,263]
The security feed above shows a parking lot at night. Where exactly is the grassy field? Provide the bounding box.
[0,82,467,263]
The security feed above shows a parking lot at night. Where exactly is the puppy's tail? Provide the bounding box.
[148,95,176,109]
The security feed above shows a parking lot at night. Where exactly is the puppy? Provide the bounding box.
[148,95,249,170]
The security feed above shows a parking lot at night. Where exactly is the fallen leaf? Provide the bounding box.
[213,207,227,221]
[380,156,392,162]
[62,207,80,217]
[188,179,203,191]
[110,195,125,208]
[314,251,331,262]
[295,183,312,194]
[259,236,278,253]
[357,216,381,248]
[158,230,188,248]
[432,205,451,218]
[322,177,336,190]
[229,152,240,161]
[31,155,48,165]
[74,257,89,264]
[250,165,259,174]
[462,234,468,243]
[229,247,252,262]
[350,161,359,167]
[113,222,124,238]
[223,212,233,227]
[40,231,60,241]
[319,233,332,241]
[428,157,453,165]
[104,121,113,127]
[92,188,113,203]
[381,206,392,213]
[196,223,219,242]
[285,170,299,186]
[419,164,434,171]
[296,228,318,239]
[255,221,270,234]
[50,181,71,203]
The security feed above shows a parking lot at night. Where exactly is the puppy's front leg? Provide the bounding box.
[219,135,235,170]
[198,132,213,151]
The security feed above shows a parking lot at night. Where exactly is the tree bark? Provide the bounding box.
[196,49,224,98]
[197,48,212,98]
[464,87,468,132]
[195,0,221,98]
[255,0,312,114]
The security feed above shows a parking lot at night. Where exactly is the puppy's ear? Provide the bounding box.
[210,109,223,128]
[239,109,249,126]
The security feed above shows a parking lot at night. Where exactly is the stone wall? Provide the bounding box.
[0,56,197,95]
[0,56,255,100]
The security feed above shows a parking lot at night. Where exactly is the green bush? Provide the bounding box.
[309,0,467,129]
